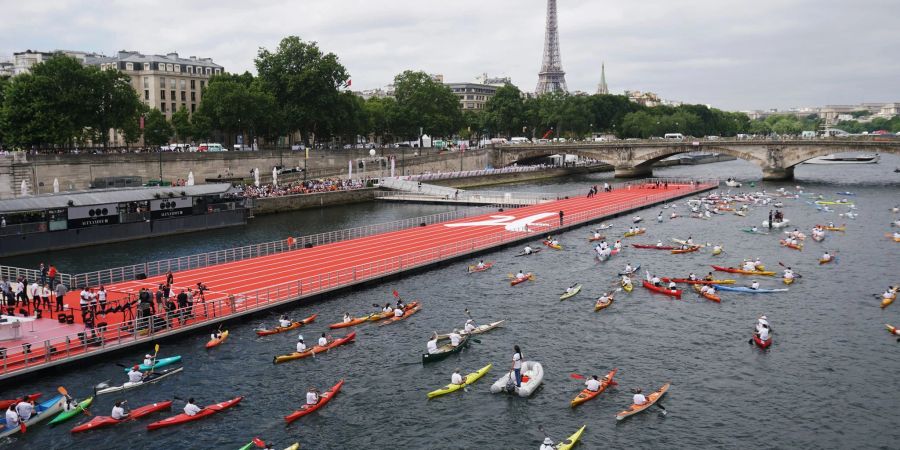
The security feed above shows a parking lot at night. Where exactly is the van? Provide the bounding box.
[510,137,531,144]
[663,133,684,140]
[198,143,226,152]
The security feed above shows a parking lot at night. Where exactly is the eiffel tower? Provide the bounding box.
[535,0,567,95]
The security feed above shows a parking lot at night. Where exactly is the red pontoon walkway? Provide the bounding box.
[0,179,715,380]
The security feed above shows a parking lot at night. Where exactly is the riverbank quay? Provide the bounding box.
[0,178,716,382]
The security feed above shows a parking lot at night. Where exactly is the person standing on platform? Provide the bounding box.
[97,286,107,316]
[39,263,47,286]
[54,281,67,312]
[47,265,57,289]
[41,283,51,312]
[165,270,174,287]
[559,210,564,226]
[155,285,165,314]
[176,290,189,324]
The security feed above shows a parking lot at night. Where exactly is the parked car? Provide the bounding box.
[198,143,226,152]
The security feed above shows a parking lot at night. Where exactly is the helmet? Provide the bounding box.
[543,438,553,445]
[145,354,152,358]
[297,335,304,341]
[133,365,140,370]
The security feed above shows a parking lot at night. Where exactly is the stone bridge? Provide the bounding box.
[493,138,900,180]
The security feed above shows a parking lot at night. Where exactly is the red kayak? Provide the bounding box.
[641,280,682,299]
[0,393,41,410]
[256,314,317,336]
[71,400,172,433]
[631,244,676,250]
[284,379,344,424]
[146,396,243,431]
[752,333,772,349]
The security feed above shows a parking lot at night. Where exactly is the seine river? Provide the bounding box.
[3,154,899,449]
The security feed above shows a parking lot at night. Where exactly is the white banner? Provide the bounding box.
[348,160,353,179]
[390,157,395,177]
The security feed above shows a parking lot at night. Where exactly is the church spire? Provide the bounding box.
[597,62,609,95]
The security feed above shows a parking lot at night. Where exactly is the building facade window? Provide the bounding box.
[200,80,205,89]
[169,79,175,89]
[160,77,165,87]
[166,64,173,71]
[143,76,149,88]
[180,91,186,101]
[181,103,186,110]
[170,90,175,100]
[190,79,195,90]
[160,90,166,100]
[170,102,175,112]
[144,90,149,100]
[161,103,166,112]
[187,66,193,74]
[190,92,196,101]
[191,103,196,112]
[180,79,185,90]
[174,64,180,72]
[126,62,133,70]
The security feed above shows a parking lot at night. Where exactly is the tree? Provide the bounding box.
[170,106,193,143]
[255,36,349,145]
[483,83,525,138]
[120,104,147,147]
[196,72,277,147]
[143,109,172,147]
[0,76,9,146]
[87,68,143,147]
[364,96,396,144]
[391,70,462,139]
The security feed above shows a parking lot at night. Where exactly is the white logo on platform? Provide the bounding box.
[445,213,556,232]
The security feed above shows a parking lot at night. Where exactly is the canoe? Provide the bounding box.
[616,383,670,421]
[711,265,775,276]
[423,335,470,363]
[284,379,344,424]
[273,331,356,364]
[205,330,229,349]
[779,240,802,251]
[712,284,788,294]
[783,277,794,285]
[256,314,317,336]
[594,295,614,311]
[490,361,543,397]
[560,284,582,300]
[631,244,676,250]
[571,368,617,407]
[618,264,640,276]
[623,229,646,237]
[885,324,900,336]
[510,274,534,286]
[124,355,182,373]
[49,397,94,425]
[753,333,772,349]
[588,235,606,242]
[427,364,492,398]
[621,281,633,292]
[661,278,735,285]
[96,367,184,395]
[146,396,243,431]
[378,302,421,325]
[0,393,41,410]
[0,394,65,438]
[467,262,494,273]
[436,320,505,340]
[641,280,682,299]
[671,246,701,254]
[329,314,373,329]
[543,240,562,250]
[556,425,587,450]
[70,400,172,433]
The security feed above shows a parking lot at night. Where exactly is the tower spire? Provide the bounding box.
[535,0,567,95]
[597,62,608,95]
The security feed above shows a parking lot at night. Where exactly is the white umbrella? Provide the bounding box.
[20,180,28,196]
[348,160,353,180]
[272,167,278,187]
[187,171,195,186]
[53,178,59,193]
[254,168,260,187]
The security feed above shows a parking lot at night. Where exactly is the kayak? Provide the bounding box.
[783,277,794,285]
[206,330,229,349]
[779,240,802,251]
[632,244,676,250]
[146,396,243,431]
[712,247,723,255]
[284,379,344,423]
[671,246,701,254]
[560,284,582,300]
[366,302,417,323]
[49,397,94,425]
[124,355,183,373]
[623,229,646,237]
[571,368,617,407]
[71,400,172,433]
[641,280,682,299]
[555,424,587,450]
[378,302,421,325]
[713,284,788,294]
[329,314,374,329]
[836,192,856,196]
[815,201,853,206]
[818,257,835,265]
[885,324,900,336]
[740,228,769,235]
[256,314,317,336]
[711,265,775,276]
[422,335,470,363]
[427,364,492,398]
[594,295,614,311]
[588,235,606,242]
[753,333,772,349]
[616,383,670,421]
[692,285,721,303]
[543,240,562,250]
[437,320,505,340]
[0,393,41,410]
[96,367,184,395]
[515,248,542,257]
[273,331,357,364]
[621,280,633,292]
[510,273,534,286]
[661,278,735,285]
[467,262,494,273]
[882,290,898,309]
[618,264,641,276]
[0,394,65,438]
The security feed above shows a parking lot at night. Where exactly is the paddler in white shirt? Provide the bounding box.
[305,388,320,405]
[426,333,439,354]
[613,240,622,250]
[656,240,664,247]
[757,315,770,332]
[523,245,533,255]
[449,330,462,347]
[783,268,794,281]
[750,280,760,290]
[317,333,329,347]
[476,260,485,269]
[621,275,632,287]
[126,365,145,384]
[688,273,697,281]
[342,312,353,323]
[667,280,677,290]
[451,368,466,385]
[183,398,202,416]
[540,437,555,450]
[593,230,602,239]
[632,388,648,406]
[111,401,128,420]
[464,319,477,333]
[278,314,292,328]
[143,354,154,367]
[742,260,756,271]
[623,263,634,274]
[296,335,307,352]
[585,375,602,392]
[650,275,661,287]
[393,305,405,318]
[821,251,832,262]
[516,270,526,280]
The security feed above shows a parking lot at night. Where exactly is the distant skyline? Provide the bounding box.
[2,0,898,111]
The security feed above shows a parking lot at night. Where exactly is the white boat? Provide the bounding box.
[725,179,742,187]
[490,361,543,397]
[436,320,505,340]
[762,219,790,229]
[95,367,184,395]
[804,153,879,165]
[0,395,65,438]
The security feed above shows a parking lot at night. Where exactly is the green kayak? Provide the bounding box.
[422,335,471,364]
[48,397,93,425]
[123,355,182,372]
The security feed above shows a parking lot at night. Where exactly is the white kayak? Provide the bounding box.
[490,361,543,397]
[0,394,65,438]
[762,219,790,228]
[436,320,505,340]
[95,367,184,395]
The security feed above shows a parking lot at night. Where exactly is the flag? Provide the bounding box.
[344,79,352,88]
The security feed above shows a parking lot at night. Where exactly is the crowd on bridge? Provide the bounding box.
[237,178,369,198]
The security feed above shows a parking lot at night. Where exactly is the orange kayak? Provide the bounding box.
[256,314,317,336]
[616,383,670,420]
[205,330,229,349]
[329,314,374,329]
[510,273,534,286]
[378,302,421,325]
[692,284,721,303]
[571,368,617,407]
[779,240,802,251]
[642,280,682,299]
[671,246,700,254]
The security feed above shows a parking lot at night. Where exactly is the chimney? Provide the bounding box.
[167,52,179,59]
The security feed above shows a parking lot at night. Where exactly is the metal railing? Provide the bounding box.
[0,181,715,378]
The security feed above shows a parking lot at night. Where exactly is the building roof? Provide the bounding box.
[0,184,235,213]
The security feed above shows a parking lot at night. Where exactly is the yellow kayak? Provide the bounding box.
[623,229,646,238]
[622,280,633,292]
[555,425,586,450]
[427,364,492,398]
[711,247,723,255]
[783,277,794,285]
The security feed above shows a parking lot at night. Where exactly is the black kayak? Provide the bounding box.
[422,335,470,363]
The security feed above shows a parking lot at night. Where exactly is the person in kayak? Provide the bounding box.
[279,315,292,328]
[750,280,760,290]
[5,405,19,429]
[476,260,486,270]
[699,284,710,294]
[632,388,648,406]
[111,401,128,420]
[451,368,467,385]
[511,345,523,388]
[564,284,577,295]
[382,303,393,313]
[126,365,145,385]
[667,280,677,290]
[656,240,663,247]
[712,244,723,254]
[621,275,632,287]
[15,397,34,421]
[686,236,694,245]
[550,238,559,247]
[750,225,759,233]
[757,315,770,332]
[464,319,477,334]
[883,288,896,300]
[651,275,662,287]
[688,273,698,281]
[306,388,320,405]
[623,263,634,274]
[613,240,622,251]
[593,230,603,239]
[516,271,526,280]
[704,272,714,281]
[783,268,795,281]
[540,437,555,450]
[706,285,716,296]
[318,333,330,347]
[183,398,202,416]
[427,333,439,354]
[597,292,612,306]
[585,375,602,392]
[396,298,405,310]
[754,258,764,270]
[757,322,770,342]
[821,251,832,262]
[296,335,307,353]
[594,244,603,256]
[657,212,663,223]
[523,245,533,255]
[342,313,352,323]
[670,211,678,219]
[741,260,756,271]
[211,330,223,341]
[143,354,154,367]
[449,330,462,347]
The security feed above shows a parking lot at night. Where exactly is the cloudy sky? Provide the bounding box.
[2,0,898,110]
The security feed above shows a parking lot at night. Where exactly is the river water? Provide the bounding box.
[2,155,899,449]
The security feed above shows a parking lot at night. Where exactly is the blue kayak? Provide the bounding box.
[123,355,182,372]
[618,264,641,276]
[713,284,788,294]
[0,394,65,438]
[835,192,855,196]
